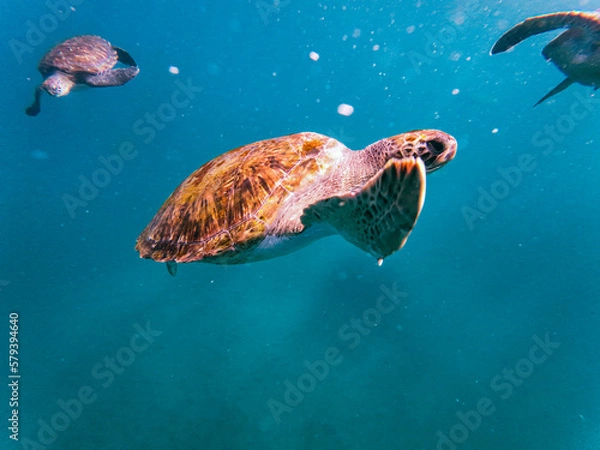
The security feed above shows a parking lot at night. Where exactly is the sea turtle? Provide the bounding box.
[491,11,600,106]
[135,130,457,275]
[26,35,139,116]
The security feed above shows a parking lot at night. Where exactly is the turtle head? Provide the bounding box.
[41,72,75,97]
[373,129,457,173]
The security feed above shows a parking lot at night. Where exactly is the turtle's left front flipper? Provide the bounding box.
[492,11,600,54]
[84,45,139,88]
[84,66,140,87]
[114,47,138,67]
[302,157,426,264]
[25,87,43,116]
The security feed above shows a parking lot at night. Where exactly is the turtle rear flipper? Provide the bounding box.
[302,157,426,263]
[534,77,575,106]
[491,11,600,54]
[166,261,178,277]
[84,66,140,87]
[114,46,138,67]
[25,87,43,116]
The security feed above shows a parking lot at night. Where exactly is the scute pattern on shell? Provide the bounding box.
[38,35,117,76]
[136,133,328,263]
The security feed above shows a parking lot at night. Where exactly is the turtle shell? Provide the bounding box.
[136,133,330,264]
[38,35,117,76]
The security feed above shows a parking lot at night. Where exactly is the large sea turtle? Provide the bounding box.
[491,11,600,106]
[136,130,457,275]
[26,35,139,116]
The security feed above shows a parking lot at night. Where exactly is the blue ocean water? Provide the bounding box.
[2,0,599,449]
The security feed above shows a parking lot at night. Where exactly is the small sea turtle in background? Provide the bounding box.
[26,35,139,116]
[136,130,457,275]
[491,11,600,106]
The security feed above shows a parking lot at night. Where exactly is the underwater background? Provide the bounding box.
[1,0,599,449]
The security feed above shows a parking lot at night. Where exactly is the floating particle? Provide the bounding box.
[372,44,380,51]
[168,66,179,75]
[452,13,466,26]
[449,51,461,61]
[337,103,354,116]
[452,88,460,95]
[492,128,499,134]
[406,25,415,34]
[309,51,320,61]
[352,28,361,38]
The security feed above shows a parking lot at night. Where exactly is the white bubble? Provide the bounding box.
[372,44,380,51]
[309,51,320,61]
[492,128,499,134]
[337,104,354,116]
[452,88,460,95]
[406,25,415,34]
[168,66,179,75]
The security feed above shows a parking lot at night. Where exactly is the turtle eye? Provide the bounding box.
[426,139,445,155]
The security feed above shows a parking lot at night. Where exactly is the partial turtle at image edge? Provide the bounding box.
[135,130,457,276]
[491,11,600,106]
[26,35,139,116]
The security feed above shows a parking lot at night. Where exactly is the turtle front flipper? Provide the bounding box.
[25,87,43,116]
[534,77,575,106]
[113,46,137,67]
[86,46,139,87]
[301,157,426,264]
[491,11,600,54]
[84,66,140,87]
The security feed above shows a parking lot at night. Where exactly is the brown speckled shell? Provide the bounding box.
[38,35,117,76]
[136,133,329,263]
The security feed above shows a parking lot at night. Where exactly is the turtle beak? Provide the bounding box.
[422,132,457,173]
[42,76,72,97]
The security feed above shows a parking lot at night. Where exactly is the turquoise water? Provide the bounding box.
[2,1,599,449]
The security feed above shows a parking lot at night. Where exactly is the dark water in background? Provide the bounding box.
[1,0,599,449]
